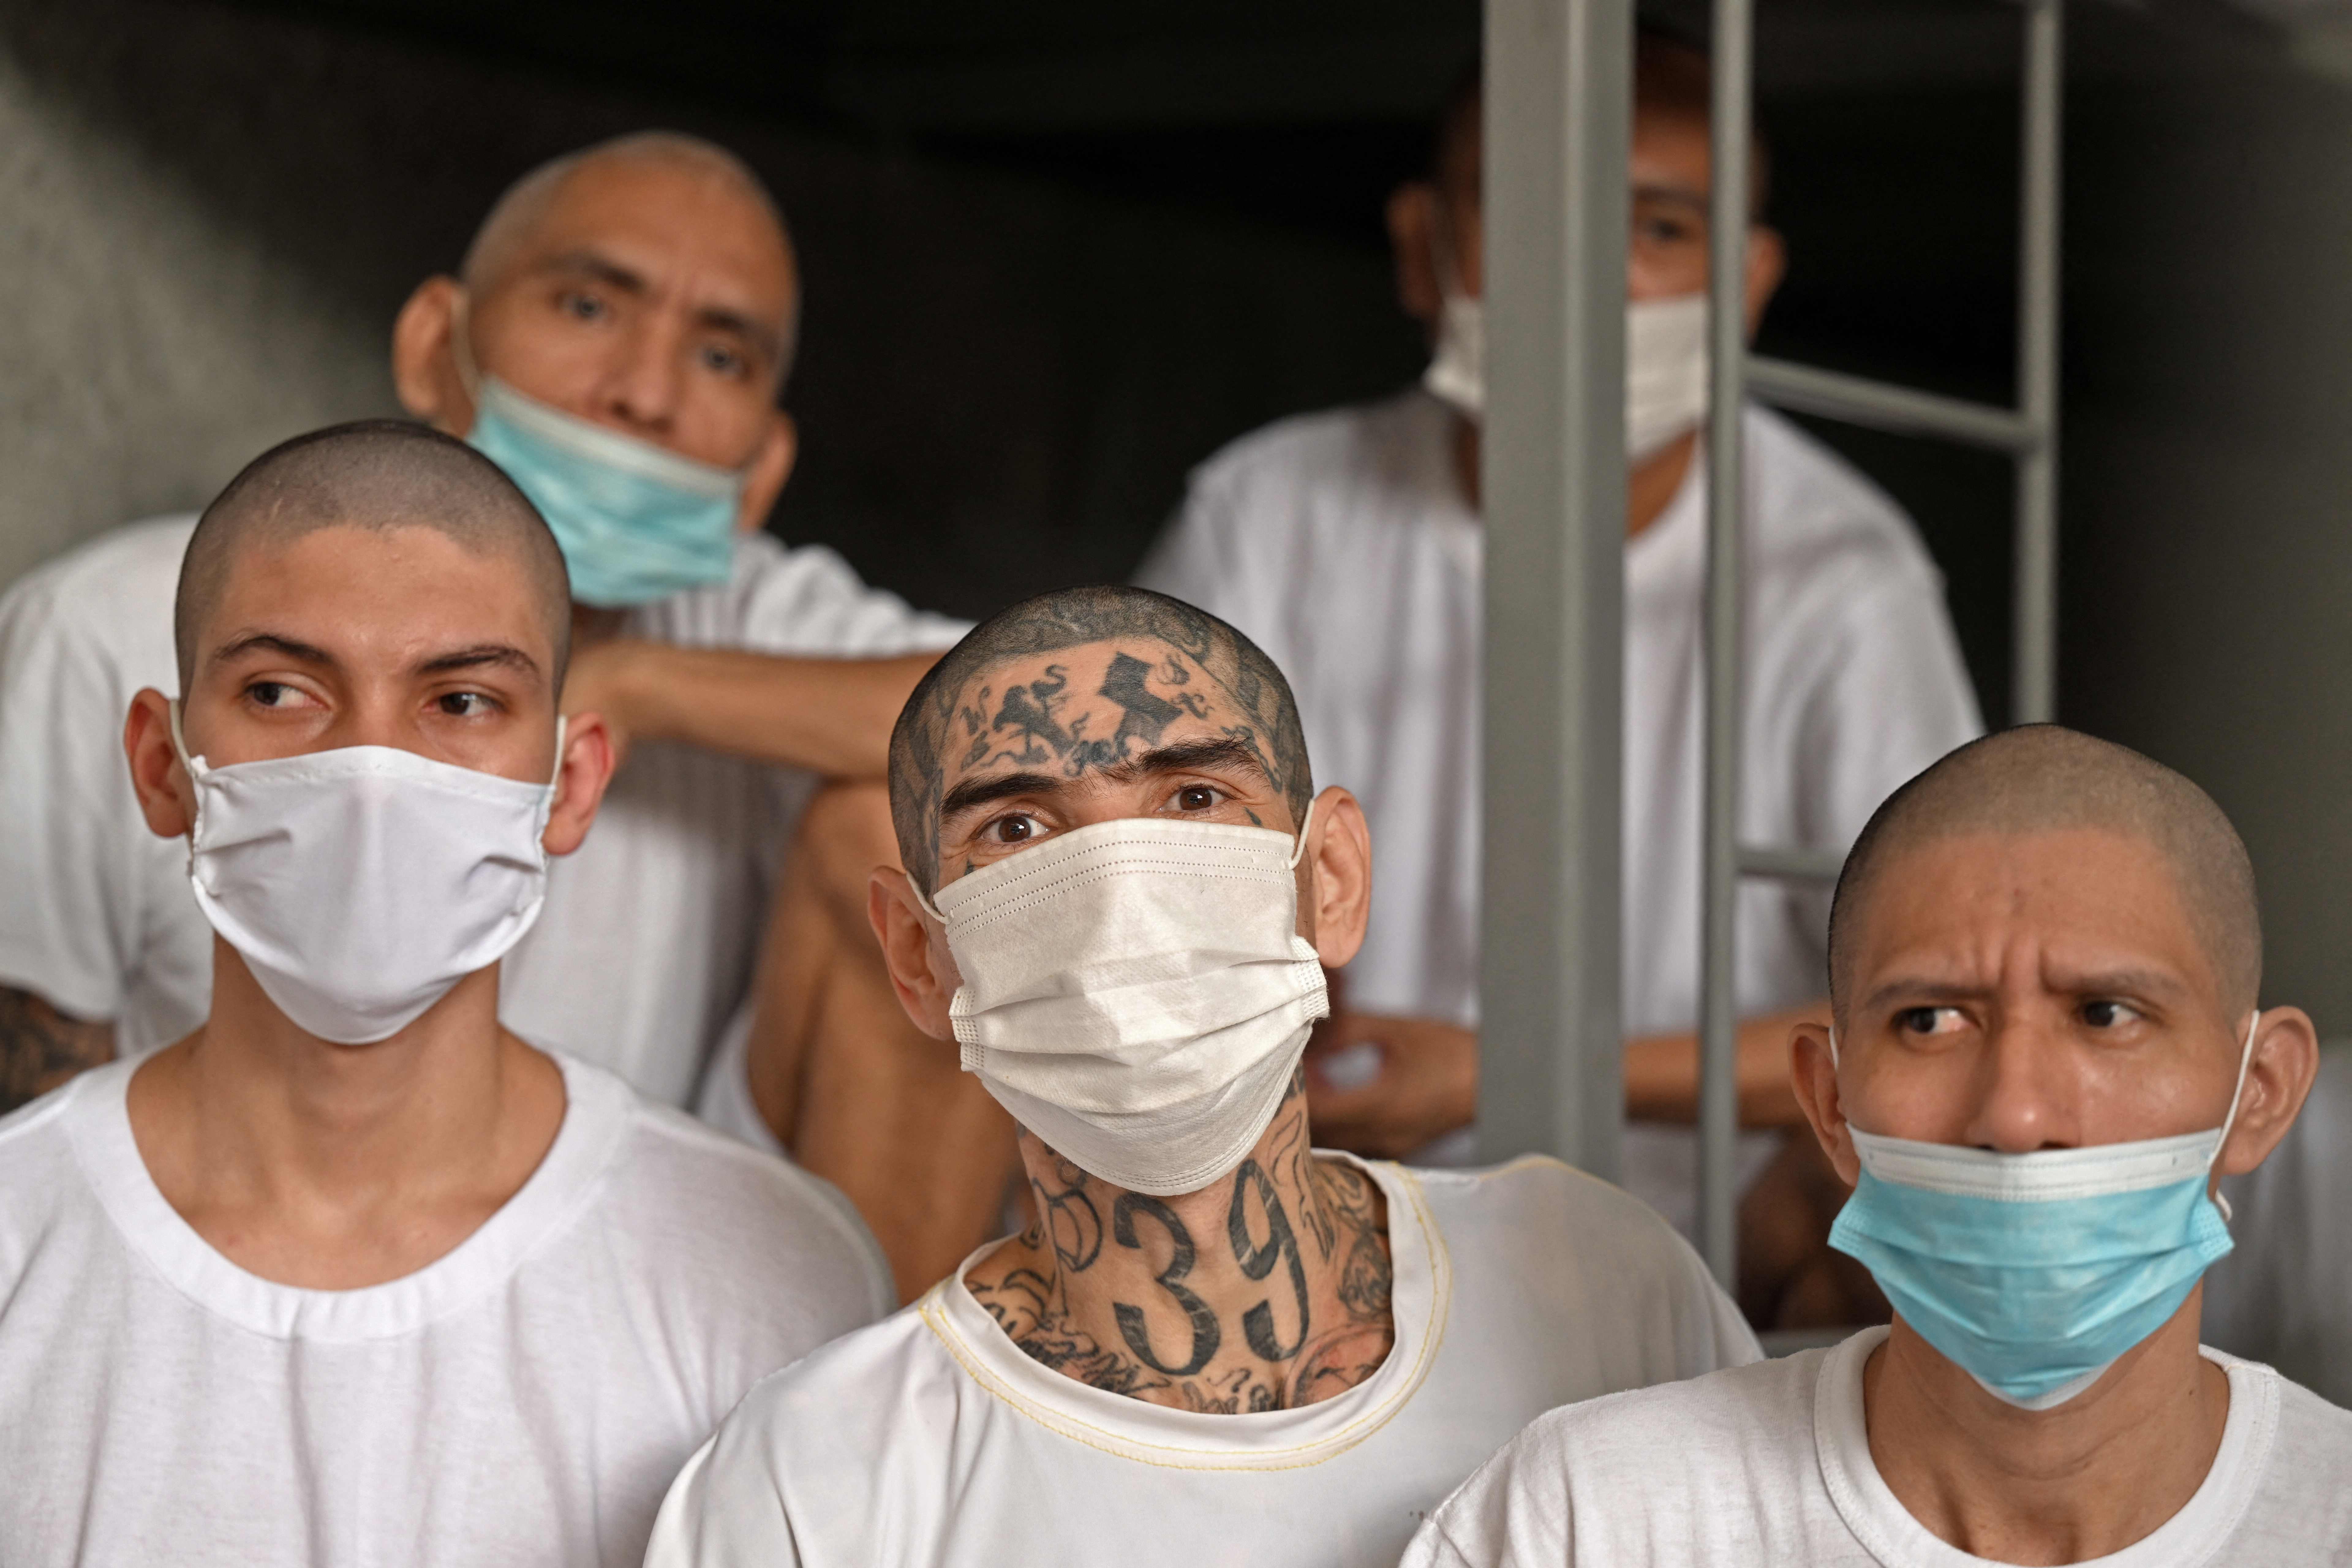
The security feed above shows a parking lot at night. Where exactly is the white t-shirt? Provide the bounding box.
[1139,393,1983,1226]
[1406,1325,2352,1568]
[0,517,966,1107]
[2206,1044,2352,1405]
[643,1153,1761,1568]
[0,1050,895,1568]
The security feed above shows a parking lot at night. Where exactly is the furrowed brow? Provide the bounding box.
[209,632,334,669]
[415,644,542,681]
[940,771,1065,822]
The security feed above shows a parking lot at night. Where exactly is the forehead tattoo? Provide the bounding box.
[887,588,1312,891]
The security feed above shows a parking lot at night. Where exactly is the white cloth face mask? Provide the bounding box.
[1422,291,1712,463]
[171,702,564,1045]
[917,805,1329,1197]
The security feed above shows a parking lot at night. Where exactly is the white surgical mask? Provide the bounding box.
[1421,291,1713,462]
[171,702,564,1044]
[917,805,1328,1197]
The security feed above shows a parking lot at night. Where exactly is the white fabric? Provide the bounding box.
[1137,392,1983,1231]
[643,1152,1760,1568]
[174,720,561,1044]
[0,1050,894,1567]
[1406,1324,2352,1567]
[2206,1042,2352,1404]
[0,516,965,1106]
[937,814,1329,1196]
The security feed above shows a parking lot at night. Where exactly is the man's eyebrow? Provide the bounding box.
[940,771,1065,821]
[416,644,543,681]
[539,250,649,295]
[1117,737,1273,786]
[208,632,334,669]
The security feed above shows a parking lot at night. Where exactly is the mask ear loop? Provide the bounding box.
[909,794,1322,927]
[2207,1008,2262,1222]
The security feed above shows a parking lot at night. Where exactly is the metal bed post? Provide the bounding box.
[1475,0,1630,1177]
[1691,0,2066,1290]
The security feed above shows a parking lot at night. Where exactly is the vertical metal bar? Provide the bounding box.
[1697,0,1753,1288]
[1476,0,1629,1177]
[2013,0,2063,724]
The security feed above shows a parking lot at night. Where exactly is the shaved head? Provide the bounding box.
[461,130,799,383]
[175,420,571,691]
[888,586,1312,889]
[1829,725,2262,1020]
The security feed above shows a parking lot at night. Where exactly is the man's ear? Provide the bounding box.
[1386,181,1443,329]
[2216,1006,2321,1181]
[1300,786,1373,970]
[737,409,798,533]
[869,868,959,1042]
[1743,226,1787,340]
[542,711,617,857]
[1791,1020,1859,1186]
[391,276,474,435]
[123,689,193,839]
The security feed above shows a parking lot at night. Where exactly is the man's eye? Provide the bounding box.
[1895,1006,1963,1036]
[2082,1000,2139,1029]
[437,692,495,718]
[1174,784,1220,812]
[989,815,1039,845]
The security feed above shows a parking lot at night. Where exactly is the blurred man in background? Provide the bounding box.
[0,131,1012,1295]
[1139,33,1981,1321]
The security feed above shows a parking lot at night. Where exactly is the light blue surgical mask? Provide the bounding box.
[451,298,748,607]
[1826,1012,2257,1410]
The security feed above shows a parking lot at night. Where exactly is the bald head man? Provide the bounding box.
[1406,725,2352,1568]
[0,419,896,1566]
[0,128,979,1295]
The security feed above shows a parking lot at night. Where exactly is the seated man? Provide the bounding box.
[0,423,891,1566]
[642,586,1757,1568]
[1407,726,2352,1567]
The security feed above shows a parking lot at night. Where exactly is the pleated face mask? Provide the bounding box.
[172,702,564,1045]
[917,805,1329,1197]
[1827,1012,2258,1409]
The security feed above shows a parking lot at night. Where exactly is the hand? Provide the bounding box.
[559,637,660,771]
[1303,1008,1479,1159]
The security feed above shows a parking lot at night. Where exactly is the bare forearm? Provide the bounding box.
[1623,1000,1826,1127]
[0,985,114,1114]
[592,644,938,779]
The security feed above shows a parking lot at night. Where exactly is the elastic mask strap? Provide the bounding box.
[167,698,205,779]
[2207,1010,2262,1221]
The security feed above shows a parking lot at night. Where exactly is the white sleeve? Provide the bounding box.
[1794,565,1985,854]
[641,1433,804,1568]
[0,569,149,1020]
[726,539,968,658]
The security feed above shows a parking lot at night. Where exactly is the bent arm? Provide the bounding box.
[1623,1000,1824,1126]
[1,985,114,1114]
[569,643,938,780]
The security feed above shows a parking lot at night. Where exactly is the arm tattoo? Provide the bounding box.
[0,986,114,1114]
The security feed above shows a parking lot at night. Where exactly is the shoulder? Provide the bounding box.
[1187,392,1440,511]
[0,516,195,657]
[1742,408,1940,591]
[579,1061,895,1322]
[638,531,967,655]
[1416,1153,1715,1288]
[1434,1350,1822,1538]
